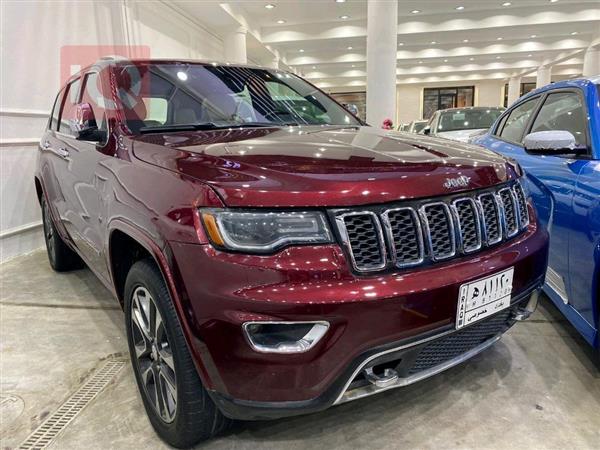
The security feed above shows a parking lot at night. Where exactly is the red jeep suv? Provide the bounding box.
[36,59,548,447]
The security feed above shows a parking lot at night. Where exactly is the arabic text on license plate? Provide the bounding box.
[456,268,514,330]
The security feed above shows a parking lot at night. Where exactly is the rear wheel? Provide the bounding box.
[41,196,82,271]
[124,259,231,448]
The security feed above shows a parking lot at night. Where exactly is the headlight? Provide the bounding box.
[200,209,332,252]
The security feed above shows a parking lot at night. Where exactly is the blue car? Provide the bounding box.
[473,77,600,359]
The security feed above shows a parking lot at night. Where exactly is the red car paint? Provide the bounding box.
[36,60,548,418]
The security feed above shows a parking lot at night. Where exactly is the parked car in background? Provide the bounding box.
[472,77,600,361]
[424,107,505,142]
[407,119,428,133]
[36,59,549,446]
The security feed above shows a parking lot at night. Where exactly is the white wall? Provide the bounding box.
[0,0,224,262]
[396,79,505,125]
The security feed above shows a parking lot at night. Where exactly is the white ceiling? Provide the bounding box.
[171,0,600,87]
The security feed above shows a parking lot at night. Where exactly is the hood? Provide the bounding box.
[435,129,488,143]
[131,126,518,207]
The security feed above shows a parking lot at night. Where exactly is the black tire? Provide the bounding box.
[41,196,82,271]
[124,259,231,448]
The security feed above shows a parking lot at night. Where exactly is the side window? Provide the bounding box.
[49,89,64,131]
[58,78,81,137]
[529,92,587,147]
[80,72,108,133]
[498,98,539,143]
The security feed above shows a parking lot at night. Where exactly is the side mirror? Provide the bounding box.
[523,130,583,155]
[72,103,106,142]
[422,126,431,135]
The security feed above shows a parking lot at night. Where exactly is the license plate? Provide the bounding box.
[456,268,514,329]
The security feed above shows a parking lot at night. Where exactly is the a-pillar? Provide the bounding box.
[366,0,398,127]
[224,26,247,64]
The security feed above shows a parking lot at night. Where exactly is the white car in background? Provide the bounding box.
[422,107,505,142]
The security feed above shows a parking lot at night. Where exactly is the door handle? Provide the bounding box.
[56,147,70,159]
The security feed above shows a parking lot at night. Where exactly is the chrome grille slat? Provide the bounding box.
[420,202,456,261]
[452,198,482,253]
[478,193,502,245]
[336,212,386,272]
[498,188,519,237]
[336,182,528,273]
[381,207,424,268]
[513,183,530,228]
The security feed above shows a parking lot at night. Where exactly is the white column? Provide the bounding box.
[536,66,552,88]
[507,76,521,106]
[582,44,600,77]
[366,0,398,127]
[224,26,247,64]
[268,56,280,70]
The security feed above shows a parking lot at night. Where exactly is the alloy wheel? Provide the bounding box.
[130,286,177,423]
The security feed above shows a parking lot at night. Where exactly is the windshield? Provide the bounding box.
[412,121,427,133]
[114,63,361,133]
[436,109,504,132]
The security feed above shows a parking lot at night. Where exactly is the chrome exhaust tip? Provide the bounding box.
[364,366,399,388]
[512,289,540,321]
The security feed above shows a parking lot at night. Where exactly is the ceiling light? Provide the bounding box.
[570,31,578,35]
[418,60,423,64]
[265,3,275,9]
[443,59,448,62]
[277,19,286,24]
[411,10,421,14]
[177,71,188,81]
[339,14,350,19]
[497,37,503,41]
[347,46,353,50]
[527,54,533,57]
[501,2,511,6]
[469,57,475,61]
[463,39,469,43]
[431,41,437,44]
[312,66,316,69]
[398,42,404,46]
[550,0,559,2]
[299,49,304,52]
[351,64,356,67]
[335,0,346,2]
[455,6,465,10]
[530,34,537,38]
[496,56,501,59]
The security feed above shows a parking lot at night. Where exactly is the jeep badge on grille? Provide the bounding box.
[444,175,471,189]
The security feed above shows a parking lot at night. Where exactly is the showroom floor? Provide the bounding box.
[1,250,599,449]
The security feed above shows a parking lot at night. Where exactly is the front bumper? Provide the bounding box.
[168,219,548,419]
[207,285,541,420]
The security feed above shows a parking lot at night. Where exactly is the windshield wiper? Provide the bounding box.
[139,122,284,134]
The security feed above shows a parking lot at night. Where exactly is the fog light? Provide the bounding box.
[242,321,329,354]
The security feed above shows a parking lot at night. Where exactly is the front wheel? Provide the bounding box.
[124,259,231,448]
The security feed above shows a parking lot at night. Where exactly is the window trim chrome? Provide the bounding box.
[335,211,388,272]
[380,207,425,268]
